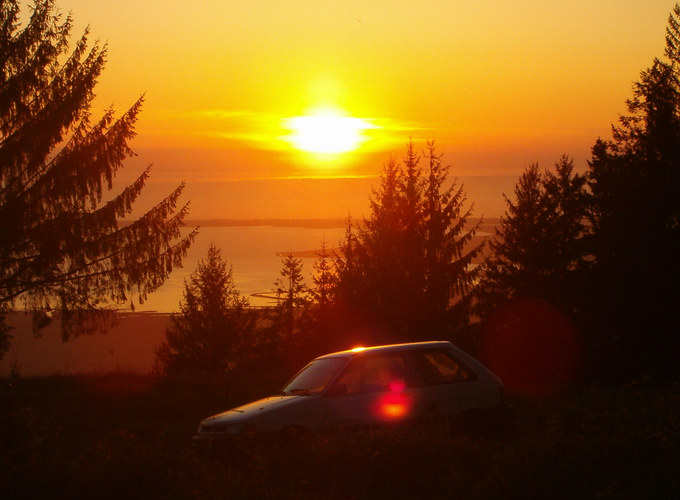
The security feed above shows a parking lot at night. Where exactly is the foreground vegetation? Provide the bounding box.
[2,373,678,499]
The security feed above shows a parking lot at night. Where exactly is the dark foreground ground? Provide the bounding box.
[1,373,678,499]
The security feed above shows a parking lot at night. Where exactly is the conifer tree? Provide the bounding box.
[154,245,253,377]
[357,153,423,339]
[475,157,588,321]
[332,215,361,307]
[274,253,310,342]
[275,253,310,310]
[0,1,196,358]
[311,238,335,307]
[307,238,350,354]
[421,142,481,337]
[322,215,372,351]
[333,142,481,344]
[586,3,680,374]
[266,253,311,366]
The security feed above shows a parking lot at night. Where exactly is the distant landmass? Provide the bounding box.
[185,218,347,229]
[184,217,500,231]
[253,217,500,263]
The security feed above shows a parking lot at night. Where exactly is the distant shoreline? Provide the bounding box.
[184,217,500,230]
[185,218,347,229]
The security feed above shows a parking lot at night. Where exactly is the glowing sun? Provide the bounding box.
[283,107,374,154]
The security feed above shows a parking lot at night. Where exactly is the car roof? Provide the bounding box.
[316,341,454,360]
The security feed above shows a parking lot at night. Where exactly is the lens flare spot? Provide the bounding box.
[482,298,583,397]
[375,381,410,420]
[380,396,409,419]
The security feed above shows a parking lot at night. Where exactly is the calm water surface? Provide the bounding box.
[140,224,346,311]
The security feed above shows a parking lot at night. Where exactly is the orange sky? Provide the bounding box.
[51,1,676,217]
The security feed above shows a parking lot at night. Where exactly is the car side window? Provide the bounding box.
[331,355,406,395]
[411,350,476,385]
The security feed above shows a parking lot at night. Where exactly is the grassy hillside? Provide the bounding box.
[1,373,678,499]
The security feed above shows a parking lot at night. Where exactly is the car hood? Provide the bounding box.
[203,395,306,424]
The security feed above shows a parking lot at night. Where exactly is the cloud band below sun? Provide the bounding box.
[188,108,430,155]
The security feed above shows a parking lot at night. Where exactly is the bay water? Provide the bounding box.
[139,223,347,312]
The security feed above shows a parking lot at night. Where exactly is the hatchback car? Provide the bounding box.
[193,341,510,451]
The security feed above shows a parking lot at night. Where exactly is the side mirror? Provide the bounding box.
[326,383,348,397]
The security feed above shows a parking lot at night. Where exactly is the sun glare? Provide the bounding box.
[283,107,374,155]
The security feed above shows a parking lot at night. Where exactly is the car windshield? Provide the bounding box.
[282,357,348,395]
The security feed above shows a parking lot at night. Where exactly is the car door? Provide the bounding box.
[407,348,484,419]
[323,354,414,427]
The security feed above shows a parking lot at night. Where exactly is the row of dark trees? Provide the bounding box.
[154,141,483,378]
[2,1,679,386]
[156,5,680,385]
[476,5,680,382]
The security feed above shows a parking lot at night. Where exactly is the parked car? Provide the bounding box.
[193,341,510,452]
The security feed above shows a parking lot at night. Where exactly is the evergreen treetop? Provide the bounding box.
[154,244,253,377]
[0,1,196,356]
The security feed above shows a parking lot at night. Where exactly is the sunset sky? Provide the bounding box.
[50,0,675,218]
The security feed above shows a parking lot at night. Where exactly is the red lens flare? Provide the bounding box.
[482,298,583,397]
[375,380,410,420]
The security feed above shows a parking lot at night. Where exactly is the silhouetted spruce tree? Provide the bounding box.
[308,238,350,355]
[475,157,588,321]
[275,253,310,310]
[273,253,311,352]
[325,215,371,350]
[332,215,360,305]
[473,159,589,392]
[357,150,423,341]
[421,142,481,345]
[0,1,196,358]
[586,4,680,375]
[311,238,335,308]
[333,141,481,345]
[154,245,254,377]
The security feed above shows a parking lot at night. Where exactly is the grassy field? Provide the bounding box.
[1,373,678,499]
